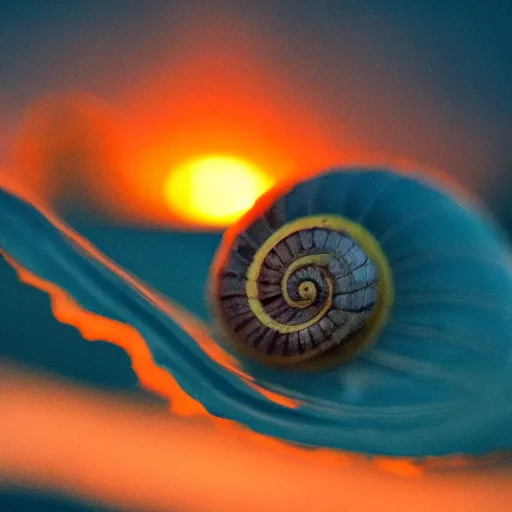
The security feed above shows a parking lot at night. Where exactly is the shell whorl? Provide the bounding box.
[212,206,393,366]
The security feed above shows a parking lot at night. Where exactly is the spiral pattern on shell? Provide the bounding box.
[211,204,393,366]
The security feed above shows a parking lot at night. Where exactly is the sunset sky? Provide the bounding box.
[1,2,511,222]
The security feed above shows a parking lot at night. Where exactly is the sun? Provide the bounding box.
[163,154,274,227]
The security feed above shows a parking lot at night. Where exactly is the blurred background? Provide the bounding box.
[1,1,511,510]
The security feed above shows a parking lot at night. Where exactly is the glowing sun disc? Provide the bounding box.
[164,155,273,227]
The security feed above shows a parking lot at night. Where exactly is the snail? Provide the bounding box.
[1,167,511,458]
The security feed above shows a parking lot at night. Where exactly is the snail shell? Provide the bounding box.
[211,212,392,367]
[210,168,512,376]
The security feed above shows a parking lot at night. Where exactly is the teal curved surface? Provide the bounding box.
[1,168,511,457]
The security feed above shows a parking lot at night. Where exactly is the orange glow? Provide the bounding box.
[3,367,512,512]
[7,9,490,230]
[11,12,349,228]
[164,154,273,227]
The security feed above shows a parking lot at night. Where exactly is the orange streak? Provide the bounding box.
[4,365,511,512]
[3,246,300,414]
[3,252,205,417]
